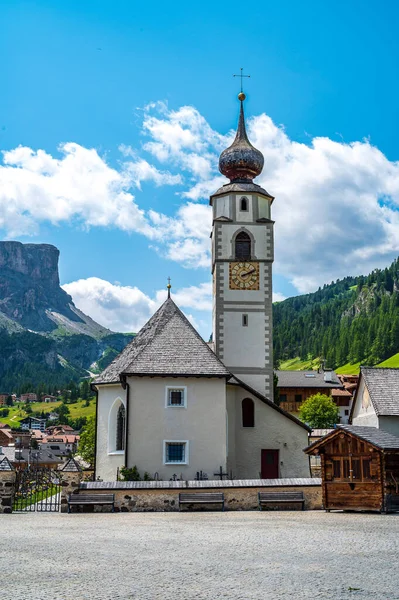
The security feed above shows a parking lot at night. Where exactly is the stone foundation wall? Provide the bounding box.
[60,470,83,513]
[76,482,322,512]
[0,470,16,514]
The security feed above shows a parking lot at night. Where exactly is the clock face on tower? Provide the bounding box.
[229,262,260,290]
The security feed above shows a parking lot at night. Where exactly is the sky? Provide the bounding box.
[2,0,399,337]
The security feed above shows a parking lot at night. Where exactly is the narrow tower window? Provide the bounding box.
[240,197,248,211]
[235,231,251,260]
[242,398,255,427]
[116,404,126,451]
[242,314,248,326]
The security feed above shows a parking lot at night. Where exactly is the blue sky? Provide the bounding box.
[2,0,399,336]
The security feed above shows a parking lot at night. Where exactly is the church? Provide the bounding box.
[93,92,310,482]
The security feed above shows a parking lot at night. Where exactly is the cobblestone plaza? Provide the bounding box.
[2,511,399,599]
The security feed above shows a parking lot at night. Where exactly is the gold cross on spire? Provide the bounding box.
[167,276,172,298]
[233,67,250,98]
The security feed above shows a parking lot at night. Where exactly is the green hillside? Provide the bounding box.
[274,256,399,371]
[0,398,96,429]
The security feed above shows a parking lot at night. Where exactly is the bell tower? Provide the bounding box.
[211,92,275,399]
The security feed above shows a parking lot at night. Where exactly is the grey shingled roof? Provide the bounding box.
[275,370,342,388]
[338,425,399,450]
[361,367,399,416]
[305,425,399,453]
[94,298,230,384]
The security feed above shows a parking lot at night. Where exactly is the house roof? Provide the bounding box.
[275,370,342,389]
[305,424,399,453]
[13,448,63,465]
[94,298,230,384]
[331,389,353,397]
[359,367,399,416]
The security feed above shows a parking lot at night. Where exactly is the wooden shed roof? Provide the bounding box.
[304,425,399,454]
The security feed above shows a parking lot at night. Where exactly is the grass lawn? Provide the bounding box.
[0,398,96,428]
[335,362,361,375]
[377,352,399,368]
[278,356,321,371]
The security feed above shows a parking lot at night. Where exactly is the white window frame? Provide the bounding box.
[163,440,189,465]
[165,386,187,408]
[108,397,126,456]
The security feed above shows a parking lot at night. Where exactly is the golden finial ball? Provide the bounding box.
[167,284,171,289]
[238,92,246,101]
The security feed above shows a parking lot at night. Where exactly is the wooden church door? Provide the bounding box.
[261,449,279,479]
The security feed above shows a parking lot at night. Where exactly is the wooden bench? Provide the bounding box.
[258,491,305,511]
[68,493,115,513]
[179,492,225,511]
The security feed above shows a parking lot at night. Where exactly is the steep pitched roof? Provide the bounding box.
[94,298,230,384]
[305,425,399,453]
[275,370,342,389]
[360,367,399,416]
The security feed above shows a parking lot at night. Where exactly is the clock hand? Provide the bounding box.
[241,268,256,279]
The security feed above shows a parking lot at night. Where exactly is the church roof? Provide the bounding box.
[94,298,230,384]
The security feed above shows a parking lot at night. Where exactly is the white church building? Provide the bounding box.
[93,93,310,482]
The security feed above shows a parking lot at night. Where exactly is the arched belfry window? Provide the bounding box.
[242,398,255,428]
[116,404,126,451]
[235,231,251,260]
[240,197,248,211]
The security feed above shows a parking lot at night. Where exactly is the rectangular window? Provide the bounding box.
[362,458,371,481]
[242,314,248,327]
[164,441,189,464]
[165,386,187,408]
[295,394,302,403]
[279,394,287,403]
[333,459,341,479]
[352,459,361,480]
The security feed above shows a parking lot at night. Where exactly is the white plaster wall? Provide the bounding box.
[352,379,378,427]
[235,195,253,222]
[214,194,231,219]
[219,223,272,260]
[378,416,399,437]
[258,196,271,219]
[223,311,266,369]
[96,384,126,481]
[228,385,310,479]
[125,376,227,480]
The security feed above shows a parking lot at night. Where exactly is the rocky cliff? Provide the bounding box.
[0,241,133,390]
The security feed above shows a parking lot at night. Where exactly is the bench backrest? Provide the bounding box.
[69,493,115,502]
[179,493,224,501]
[258,492,304,501]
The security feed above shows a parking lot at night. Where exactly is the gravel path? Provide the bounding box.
[1,511,399,599]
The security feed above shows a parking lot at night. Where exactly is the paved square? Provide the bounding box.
[1,511,399,599]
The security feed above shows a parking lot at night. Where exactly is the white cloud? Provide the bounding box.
[273,292,287,303]
[4,101,399,291]
[62,277,212,334]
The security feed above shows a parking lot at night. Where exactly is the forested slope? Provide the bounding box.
[273,257,399,369]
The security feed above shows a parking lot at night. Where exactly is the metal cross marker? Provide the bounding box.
[214,465,228,481]
[233,68,250,93]
[167,276,172,298]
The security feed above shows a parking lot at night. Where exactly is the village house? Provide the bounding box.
[20,392,38,403]
[93,93,312,482]
[350,367,399,436]
[20,416,47,432]
[40,434,80,456]
[0,427,14,447]
[0,394,10,406]
[42,394,59,403]
[276,370,351,420]
[305,424,399,512]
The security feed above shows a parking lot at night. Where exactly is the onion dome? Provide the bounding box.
[219,93,264,183]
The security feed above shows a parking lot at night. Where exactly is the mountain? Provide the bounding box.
[0,241,133,391]
[273,257,399,372]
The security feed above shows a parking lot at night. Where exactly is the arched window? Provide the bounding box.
[116,404,126,451]
[242,398,254,427]
[235,231,251,260]
[240,197,248,211]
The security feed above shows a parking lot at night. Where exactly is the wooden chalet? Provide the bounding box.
[305,425,399,513]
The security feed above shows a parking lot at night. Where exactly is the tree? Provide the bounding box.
[79,415,95,466]
[299,393,340,428]
[6,395,13,406]
[80,379,90,400]
[273,373,280,406]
